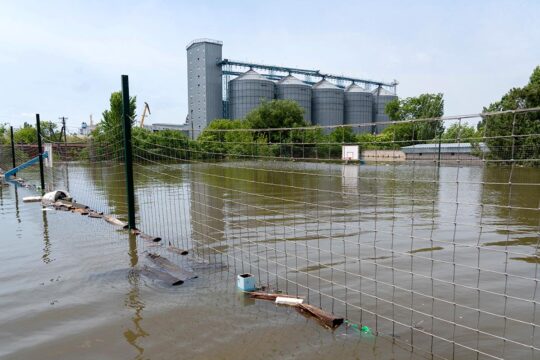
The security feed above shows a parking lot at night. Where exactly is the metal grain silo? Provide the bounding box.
[228,69,275,119]
[311,79,343,130]
[344,83,373,134]
[372,86,398,133]
[276,75,312,123]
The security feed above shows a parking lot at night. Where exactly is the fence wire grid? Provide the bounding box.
[1,107,539,360]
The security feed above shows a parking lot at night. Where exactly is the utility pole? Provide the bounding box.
[59,116,68,144]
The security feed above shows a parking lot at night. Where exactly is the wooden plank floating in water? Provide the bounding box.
[23,196,42,203]
[296,303,344,329]
[140,265,184,286]
[72,208,89,215]
[70,202,89,210]
[248,292,303,301]
[167,241,189,255]
[248,291,342,329]
[140,233,161,242]
[104,215,128,228]
[146,253,197,281]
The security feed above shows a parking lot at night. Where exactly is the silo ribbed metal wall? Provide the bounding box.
[373,95,398,133]
[312,89,344,129]
[344,91,373,133]
[276,84,312,123]
[229,79,275,119]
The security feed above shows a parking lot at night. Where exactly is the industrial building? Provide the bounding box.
[186,38,398,136]
[400,143,489,162]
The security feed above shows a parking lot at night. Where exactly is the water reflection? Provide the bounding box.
[14,186,21,223]
[41,206,52,264]
[123,232,148,359]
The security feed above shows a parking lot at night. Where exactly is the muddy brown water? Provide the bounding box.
[1,161,539,359]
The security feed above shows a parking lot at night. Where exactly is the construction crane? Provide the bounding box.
[139,102,151,128]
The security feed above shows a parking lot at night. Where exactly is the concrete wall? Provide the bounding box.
[362,150,405,162]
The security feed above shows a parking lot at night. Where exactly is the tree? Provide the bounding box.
[197,119,252,159]
[0,123,7,145]
[245,99,307,144]
[385,93,445,145]
[479,66,540,163]
[92,91,137,160]
[102,91,137,132]
[13,126,37,144]
[442,123,479,142]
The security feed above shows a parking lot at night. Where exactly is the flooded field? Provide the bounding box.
[1,160,539,359]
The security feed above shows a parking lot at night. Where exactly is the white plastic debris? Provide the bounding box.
[23,196,42,203]
[275,297,303,305]
[41,190,71,205]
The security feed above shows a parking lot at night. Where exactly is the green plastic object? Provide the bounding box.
[360,325,372,334]
[345,320,372,335]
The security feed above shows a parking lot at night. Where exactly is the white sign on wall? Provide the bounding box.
[341,145,359,161]
[44,143,53,168]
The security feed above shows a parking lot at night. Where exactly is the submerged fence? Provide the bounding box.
[1,83,539,359]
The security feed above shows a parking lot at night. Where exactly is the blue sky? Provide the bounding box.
[0,0,538,130]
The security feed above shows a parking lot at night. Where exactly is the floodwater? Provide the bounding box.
[1,160,539,359]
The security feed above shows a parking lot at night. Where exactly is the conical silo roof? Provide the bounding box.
[345,83,369,93]
[371,87,395,96]
[278,74,309,86]
[234,69,269,81]
[313,79,340,90]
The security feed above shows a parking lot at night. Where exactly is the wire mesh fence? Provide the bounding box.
[1,107,539,359]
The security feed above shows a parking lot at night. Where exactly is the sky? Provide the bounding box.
[0,0,538,130]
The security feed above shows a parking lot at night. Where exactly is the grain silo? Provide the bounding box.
[372,86,398,133]
[311,79,344,130]
[344,83,373,134]
[229,69,275,120]
[276,75,312,123]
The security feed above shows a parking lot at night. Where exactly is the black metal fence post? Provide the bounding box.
[35,114,45,194]
[121,75,136,230]
[9,126,16,176]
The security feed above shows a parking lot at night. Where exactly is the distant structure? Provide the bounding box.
[79,115,97,136]
[186,38,398,136]
[401,143,489,162]
[186,39,223,136]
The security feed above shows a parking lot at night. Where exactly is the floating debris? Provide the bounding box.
[344,320,373,335]
[167,241,189,255]
[275,296,303,305]
[237,273,257,291]
[296,303,344,329]
[42,190,71,205]
[104,215,128,228]
[248,291,343,329]
[72,208,89,215]
[146,253,198,281]
[23,196,42,203]
[140,265,184,286]
[408,246,444,254]
[248,292,302,301]
[139,233,161,243]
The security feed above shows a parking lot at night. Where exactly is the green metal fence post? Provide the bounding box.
[35,114,45,194]
[437,131,442,167]
[9,126,16,176]
[121,75,136,230]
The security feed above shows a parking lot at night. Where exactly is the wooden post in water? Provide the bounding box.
[9,126,16,176]
[121,75,137,230]
[35,114,45,194]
